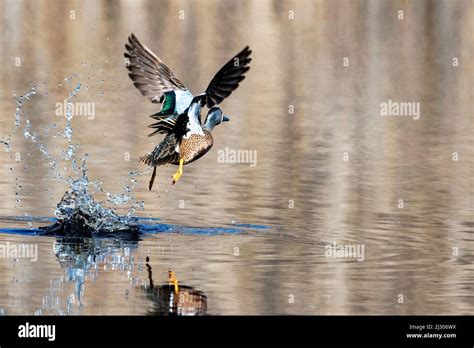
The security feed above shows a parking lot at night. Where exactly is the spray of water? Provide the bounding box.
[7,81,147,234]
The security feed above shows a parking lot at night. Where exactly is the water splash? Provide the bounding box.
[106,170,145,221]
[52,159,139,235]
[63,83,81,173]
[0,87,37,151]
[15,87,36,129]
[0,139,10,151]
[23,117,58,174]
[7,82,146,235]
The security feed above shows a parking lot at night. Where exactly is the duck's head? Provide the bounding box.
[203,107,230,131]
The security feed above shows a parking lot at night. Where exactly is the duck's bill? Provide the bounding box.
[223,115,230,122]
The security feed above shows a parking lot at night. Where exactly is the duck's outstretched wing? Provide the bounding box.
[199,46,252,108]
[124,33,188,104]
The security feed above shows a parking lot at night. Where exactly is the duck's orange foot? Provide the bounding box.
[171,171,182,185]
[168,270,179,293]
[171,158,184,185]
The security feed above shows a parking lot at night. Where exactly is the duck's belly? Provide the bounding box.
[179,132,213,164]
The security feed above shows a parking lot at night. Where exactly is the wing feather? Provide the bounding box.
[203,46,252,107]
[124,33,187,103]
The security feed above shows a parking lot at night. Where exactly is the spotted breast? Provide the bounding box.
[179,131,214,164]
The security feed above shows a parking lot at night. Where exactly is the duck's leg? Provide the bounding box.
[171,158,184,184]
[168,270,179,293]
[149,166,157,191]
[145,256,154,289]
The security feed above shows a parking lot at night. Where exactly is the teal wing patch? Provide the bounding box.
[152,91,176,117]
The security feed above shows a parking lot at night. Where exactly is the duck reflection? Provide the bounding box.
[48,237,206,315]
[142,256,207,316]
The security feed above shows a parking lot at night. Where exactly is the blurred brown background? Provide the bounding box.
[0,0,472,314]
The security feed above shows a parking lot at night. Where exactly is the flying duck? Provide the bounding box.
[124,34,252,189]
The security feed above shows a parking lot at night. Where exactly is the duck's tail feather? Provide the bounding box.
[139,153,152,165]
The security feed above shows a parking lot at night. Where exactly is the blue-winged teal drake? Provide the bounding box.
[124,34,252,190]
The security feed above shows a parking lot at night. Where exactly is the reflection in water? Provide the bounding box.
[41,237,139,315]
[37,236,206,315]
[142,256,207,316]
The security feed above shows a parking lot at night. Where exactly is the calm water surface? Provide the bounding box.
[0,0,472,315]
